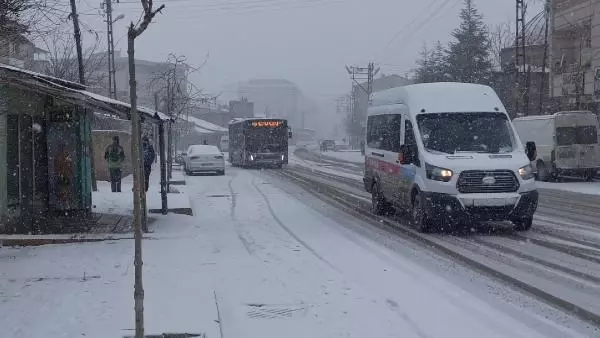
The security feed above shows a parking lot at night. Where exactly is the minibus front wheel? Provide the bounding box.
[412,190,433,233]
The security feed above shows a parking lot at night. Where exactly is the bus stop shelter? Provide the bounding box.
[0,64,172,234]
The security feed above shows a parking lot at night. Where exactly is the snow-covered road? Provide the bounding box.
[2,163,598,337]
[285,149,600,327]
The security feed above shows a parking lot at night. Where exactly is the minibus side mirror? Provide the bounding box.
[525,141,537,161]
[399,144,417,165]
[288,131,293,139]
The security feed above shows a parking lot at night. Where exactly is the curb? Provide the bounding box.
[0,235,129,247]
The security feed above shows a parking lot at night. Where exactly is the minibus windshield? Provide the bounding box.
[417,112,516,154]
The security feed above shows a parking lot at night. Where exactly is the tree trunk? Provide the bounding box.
[128,30,145,338]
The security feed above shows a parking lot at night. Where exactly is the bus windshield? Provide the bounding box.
[246,127,287,153]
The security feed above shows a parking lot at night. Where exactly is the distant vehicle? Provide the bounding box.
[184,144,225,176]
[228,118,291,168]
[293,128,317,146]
[174,151,186,166]
[320,139,336,152]
[364,82,538,233]
[219,134,229,152]
[513,111,600,181]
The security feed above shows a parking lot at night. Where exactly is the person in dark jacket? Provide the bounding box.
[142,136,156,192]
[105,136,125,192]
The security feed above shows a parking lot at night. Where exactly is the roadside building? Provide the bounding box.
[0,64,170,234]
[551,0,600,111]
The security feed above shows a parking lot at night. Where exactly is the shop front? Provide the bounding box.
[0,64,171,233]
[0,84,92,233]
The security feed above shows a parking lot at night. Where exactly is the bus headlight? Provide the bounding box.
[249,154,254,161]
[281,154,285,161]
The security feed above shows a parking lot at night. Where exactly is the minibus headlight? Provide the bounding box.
[249,154,254,161]
[519,164,534,180]
[425,163,453,182]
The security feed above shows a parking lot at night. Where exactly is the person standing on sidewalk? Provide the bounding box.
[104,135,125,192]
[142,136,156,193]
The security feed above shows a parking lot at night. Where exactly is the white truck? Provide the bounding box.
[513,111,600,181]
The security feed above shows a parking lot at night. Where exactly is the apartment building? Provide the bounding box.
[551,0,600,108]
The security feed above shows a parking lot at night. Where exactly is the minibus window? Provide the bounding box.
[367,114,401,151]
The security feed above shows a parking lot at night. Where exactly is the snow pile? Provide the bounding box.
[322,150,364,164]
[536,181,600,196]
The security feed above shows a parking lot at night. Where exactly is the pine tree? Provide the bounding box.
[446,0,493,84]
[414,41,449,83]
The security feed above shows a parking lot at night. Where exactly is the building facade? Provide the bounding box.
[85,51,189,110]
[0,21,47,70]
[551,0,600,110]
[238,79,300,123]
[492,45,549,117]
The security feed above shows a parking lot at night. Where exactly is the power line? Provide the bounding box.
[384,0,443,47]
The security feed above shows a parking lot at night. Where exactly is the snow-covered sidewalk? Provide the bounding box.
[93,162,191,216]
[0,166,594,337]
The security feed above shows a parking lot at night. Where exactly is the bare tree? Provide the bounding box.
[489,22,514,69]
[38,25,107,88]
[489,8,546,70]
[148,53,213,178]
[127,1,164,337]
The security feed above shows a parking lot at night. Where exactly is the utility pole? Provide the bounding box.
[540,0,550,113]
[515,0,528,116]
[69,0,85,85]
[345,63,379,149]
[548,0,555,109]
[103,0,119,99]
[70,0,98,192]
[576,33,585,109]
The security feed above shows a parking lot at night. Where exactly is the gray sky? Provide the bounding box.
[73,0,527,115]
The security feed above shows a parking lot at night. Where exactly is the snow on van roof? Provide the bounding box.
[188,144,220,154]
[371,82,506,114]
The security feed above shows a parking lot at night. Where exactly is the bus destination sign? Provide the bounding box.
[252,120,283,128]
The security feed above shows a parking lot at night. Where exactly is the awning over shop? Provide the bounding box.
[0,63,171,123]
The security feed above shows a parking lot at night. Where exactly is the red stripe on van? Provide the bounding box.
[366,157,401,175]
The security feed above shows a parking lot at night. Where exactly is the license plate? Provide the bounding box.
[202,163,213,166]
[474,199,509,207]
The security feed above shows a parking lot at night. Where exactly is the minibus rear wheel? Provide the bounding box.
[371,182,390,215]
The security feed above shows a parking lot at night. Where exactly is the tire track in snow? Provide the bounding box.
[250,174,340,272]
[227,174,237,221]
[227,172,261,256]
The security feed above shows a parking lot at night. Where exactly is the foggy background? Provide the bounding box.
[65,0,533,138]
